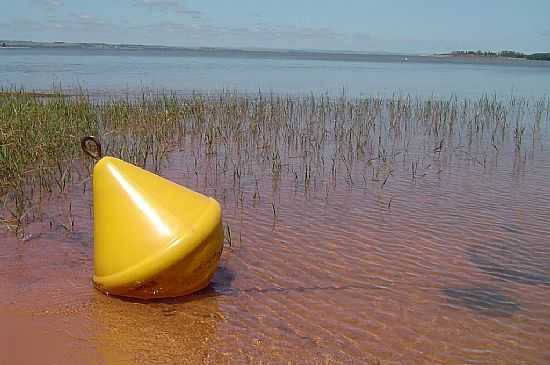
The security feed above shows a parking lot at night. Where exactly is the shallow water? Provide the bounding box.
[1,96,550,364]
[2,47,550,98]
[0,93,550,364]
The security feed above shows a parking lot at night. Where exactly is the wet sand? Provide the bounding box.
[2,109,550,364]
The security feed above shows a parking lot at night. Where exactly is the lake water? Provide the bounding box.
[1,47,550,98]
[1,92,550,364]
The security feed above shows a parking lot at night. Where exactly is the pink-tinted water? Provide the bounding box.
[1,132,550,364]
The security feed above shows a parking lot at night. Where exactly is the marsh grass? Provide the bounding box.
[1,89,548,236]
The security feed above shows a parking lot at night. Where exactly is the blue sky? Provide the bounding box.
[2,0,549,53]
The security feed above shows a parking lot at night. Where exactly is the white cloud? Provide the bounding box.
[31,0,64,8]
[142,21,375,43]
[132,0,202,18]
[1,14,117,39]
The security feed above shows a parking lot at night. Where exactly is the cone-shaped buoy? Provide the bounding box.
[82,137,224,299]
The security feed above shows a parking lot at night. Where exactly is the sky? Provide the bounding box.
[1,0,549,53]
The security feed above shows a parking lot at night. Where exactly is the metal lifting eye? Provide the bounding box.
[81,136,102,160]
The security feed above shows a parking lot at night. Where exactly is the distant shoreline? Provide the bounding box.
[439,50,550,61]
[0,39,403,55]
[435,53,529,61]
[1,40,549,62]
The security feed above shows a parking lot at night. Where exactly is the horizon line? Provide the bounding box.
[0,39,434,56]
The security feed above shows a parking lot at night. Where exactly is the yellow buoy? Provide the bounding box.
[82,137,224,299]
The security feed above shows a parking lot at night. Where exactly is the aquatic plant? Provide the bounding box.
[1,88,548,236]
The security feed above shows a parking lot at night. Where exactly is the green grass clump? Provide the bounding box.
[0,90,97,232]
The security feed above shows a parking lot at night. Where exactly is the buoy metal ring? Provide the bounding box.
[81,136,103,160]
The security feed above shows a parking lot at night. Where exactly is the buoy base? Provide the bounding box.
[93,223,224,299]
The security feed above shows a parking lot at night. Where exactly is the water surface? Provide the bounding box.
[1,47,550,98]
[1,94,549,364]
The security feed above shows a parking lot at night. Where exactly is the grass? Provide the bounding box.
[1,88,548,236]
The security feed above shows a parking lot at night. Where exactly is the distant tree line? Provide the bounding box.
[450,50,550,61]
[527,53,550,61]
